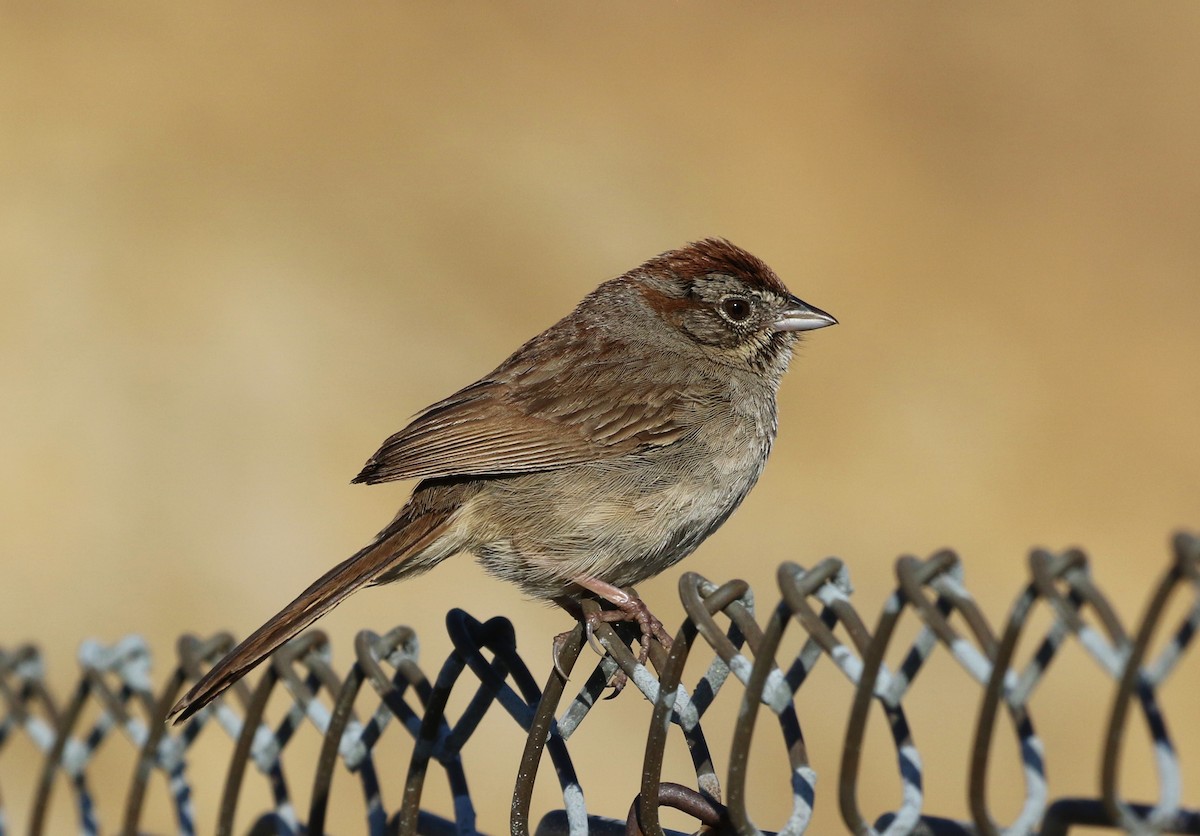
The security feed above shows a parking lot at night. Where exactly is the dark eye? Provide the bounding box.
[721,296,752,322]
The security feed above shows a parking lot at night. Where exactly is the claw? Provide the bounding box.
[603,672,627,699]
[551,628,576,681]
[585,619,606,657]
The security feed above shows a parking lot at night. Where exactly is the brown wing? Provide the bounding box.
[352,360,703,485]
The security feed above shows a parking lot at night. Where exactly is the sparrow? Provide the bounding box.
[169,238,836,723]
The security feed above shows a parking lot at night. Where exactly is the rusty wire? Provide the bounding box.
[1,532,1197,835]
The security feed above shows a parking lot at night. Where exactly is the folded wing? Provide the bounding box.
[352,369,702,484]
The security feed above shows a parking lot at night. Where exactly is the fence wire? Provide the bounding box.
[2,533,1198,836]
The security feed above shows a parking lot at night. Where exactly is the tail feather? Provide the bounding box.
[168,510,451,724]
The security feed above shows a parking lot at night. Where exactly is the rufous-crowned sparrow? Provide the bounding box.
[169,238,835,722]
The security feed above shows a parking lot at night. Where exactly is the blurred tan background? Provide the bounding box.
[3,3,1199,833]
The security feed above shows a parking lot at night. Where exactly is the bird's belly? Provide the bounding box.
[463,433,771,599]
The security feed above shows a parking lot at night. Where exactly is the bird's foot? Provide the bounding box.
[562,577,673,696]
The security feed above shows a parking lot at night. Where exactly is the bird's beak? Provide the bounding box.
[772,296,838,332]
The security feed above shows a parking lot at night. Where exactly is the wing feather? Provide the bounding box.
[352,360,708,484]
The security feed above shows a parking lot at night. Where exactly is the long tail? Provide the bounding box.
[168,508,452,724]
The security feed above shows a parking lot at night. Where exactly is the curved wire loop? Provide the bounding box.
[1101,533,1200,833]
[2,534,1197,835]
[1,645,61,833]
[894,553,1045,836]
[838,551,953,836]
[31,636,156,836]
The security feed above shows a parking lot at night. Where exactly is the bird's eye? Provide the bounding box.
[721,296,752,322]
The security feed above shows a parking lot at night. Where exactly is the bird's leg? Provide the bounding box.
[571,576,673,664]
[551,580,672,694]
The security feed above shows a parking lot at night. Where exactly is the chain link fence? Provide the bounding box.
[2,533,1198,835]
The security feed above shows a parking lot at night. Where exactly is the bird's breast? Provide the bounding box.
[461,392,777,596]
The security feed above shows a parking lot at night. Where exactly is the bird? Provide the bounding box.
[168,238,836,723]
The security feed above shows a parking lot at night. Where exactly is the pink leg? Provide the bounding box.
[571,575,674,654]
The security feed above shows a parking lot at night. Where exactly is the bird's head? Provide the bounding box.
[625,238,837,374]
